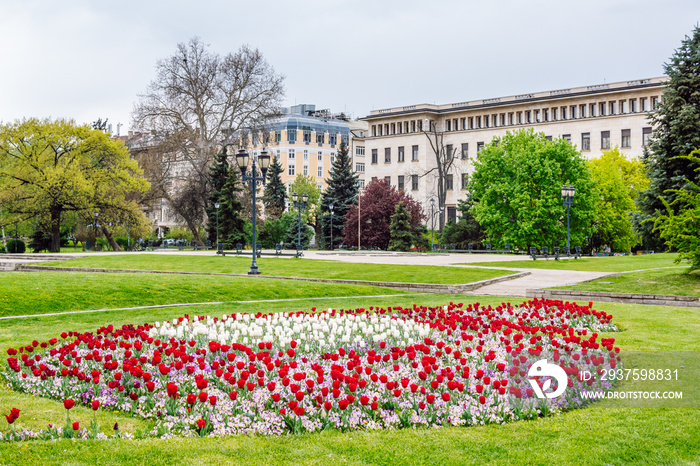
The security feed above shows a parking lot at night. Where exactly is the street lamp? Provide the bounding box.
[214,202,220,254]
[329,203,334,251]
[234,146,270,274]
[292,191,308,255]
[93,212,99,251]
[561,185,576,255]
[429,198,435,251]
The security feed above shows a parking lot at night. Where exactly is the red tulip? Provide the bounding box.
[63,399,75,410]
[91,400,100,411]
[196,419,206,430]
[72,421,80,430]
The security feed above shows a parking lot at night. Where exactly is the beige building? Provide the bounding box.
[357,76,667,224]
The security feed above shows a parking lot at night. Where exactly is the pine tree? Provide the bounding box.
[388,202,413,251]
[634,26,700,250]
[206,150,229,245]
[284,213,313,249]
[218,171,247,248]
[263,155,286,219]
[320,140,358,249]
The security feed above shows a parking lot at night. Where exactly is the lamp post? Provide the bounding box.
[215,202,220,254]
[93,212,99,251]
[429,198,435,251]
[329,203,334,251]
[234,147,270,274]
[292,191,308,255]
[561,185,576,255]
[357,189,362,251]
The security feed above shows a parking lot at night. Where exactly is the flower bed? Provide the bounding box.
[2,299,619,440]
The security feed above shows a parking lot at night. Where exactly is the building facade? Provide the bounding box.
[357,77,667,225]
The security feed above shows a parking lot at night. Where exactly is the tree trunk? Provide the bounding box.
[101,225,123,251]
[183,215,204,245]
[50,206,62,253]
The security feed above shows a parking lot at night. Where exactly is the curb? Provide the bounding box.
[526,288,700,308]
[16,265,530,295]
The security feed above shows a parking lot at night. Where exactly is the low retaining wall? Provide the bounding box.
[18,265,529,295]
[526,288,700,308]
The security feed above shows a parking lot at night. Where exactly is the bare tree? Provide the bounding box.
[422,121,459,232]
[132,37,284,244]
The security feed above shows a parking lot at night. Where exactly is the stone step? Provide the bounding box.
[0,254,71,261]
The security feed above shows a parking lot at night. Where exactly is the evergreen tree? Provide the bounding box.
[320,141,358,249]
[441,194,486,249]
[263,155,286,219]
[388,202,413,251]
[206,150,229,245]
[634,26,700,250]
[284,213,313,249]
[218,171,247,248]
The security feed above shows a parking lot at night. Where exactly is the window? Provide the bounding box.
[445,174,453,190]
[317,165,323,177]
[317,133,324,144]
[446,120,451,131]
[317,183,323,190]
[461,173,468,189]
[641,97,649,112]
[356,146,365,156]
[318,152,323,161]
[288,129,297,142]
[371,149,378,164]
[384,148,391,163]
[580,104,586,118]
[411,121,416,132]
[371,125,376,137]
[652,96,660,109]
[545,136,553,141]
[355,163,365,172]
[477,142,484,153]
[562,134,571,144]
[551,108,557,121]
[535,110,541,123]
[411,175,418,190]
[371,177,378,182]
[303,130,311,143]
[517,112,523,124]
[447,206,457,224]
[590,104,596,117]
[303,150,308,160]
[643,127,652,146]
[620,100,628,114]
[508,113,514,125]
[561,107,567,120]
[581,133,590,151]
[398,175,404,190]
[303,165,308,176]
[600,102,606,116]
[446,144,453,158]
[468,117,474,129]
[610,101,617,115]
[461,143,468,159]
[484,115,490,127]
[330,153,335,164]
[411,145,419,161]
[630,99,638,113]
[384,176,391,184]
[288,164,295,176]
[525,111,531,124]
[621,129,631,148]
[398,146,405,162]
[358,179,365,189]
[601,131,610,149]
[570,106,577,119]
[288,149,295,159]
[391,123,396,134]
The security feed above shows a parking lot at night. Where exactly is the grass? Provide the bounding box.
[0,271,406,318]
[554,268,700,297]
[474,252,685,272]
[1,293,700,464]
[40,254,510,285]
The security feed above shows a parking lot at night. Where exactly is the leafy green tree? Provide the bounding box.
[289,174,321,224]
[654,152,700,270]
[589,148,649,252]
[320,141,359,249]
[388,202,414,251]
[206,149,229,245]
[284,212,313,249]
[259,212,293,248]
[441,193,485,249]
[471,129,596,250]
[263,155,286,219]
[0,118,150,252]
[635,26,700,249]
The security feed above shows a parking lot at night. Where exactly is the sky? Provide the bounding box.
[1,0,699,135]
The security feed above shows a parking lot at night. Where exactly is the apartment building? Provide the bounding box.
[357,77,667,225]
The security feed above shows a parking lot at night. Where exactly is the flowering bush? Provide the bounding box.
[2,299,619,439]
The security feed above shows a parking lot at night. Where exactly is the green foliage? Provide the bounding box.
[164,225,195,241]
[218,171,247,248]
[635,26,700,249]
[320,141,359,249]
[284,213,314,249]
[0,118,149,252]
[29,221,52,253]
[471,129,596,249]
[654,152,700,270]
[6,239,25,253]
[259,213,293,248]
[289,174,321,222]
[388,202,414,251]
[206,150,230,244]
[589,148,649,252]
[262,155,287,219]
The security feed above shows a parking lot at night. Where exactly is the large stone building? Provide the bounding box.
[356,76,667,225]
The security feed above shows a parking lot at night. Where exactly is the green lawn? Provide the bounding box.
[0,271,406,318]
[475,252,685,272]
[1,294,699,464]
[41,254,509,285]
[553,267,700,297]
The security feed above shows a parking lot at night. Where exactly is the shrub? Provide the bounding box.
[6,239,26,254]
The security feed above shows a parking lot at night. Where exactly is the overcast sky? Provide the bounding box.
[1,0,698,134]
